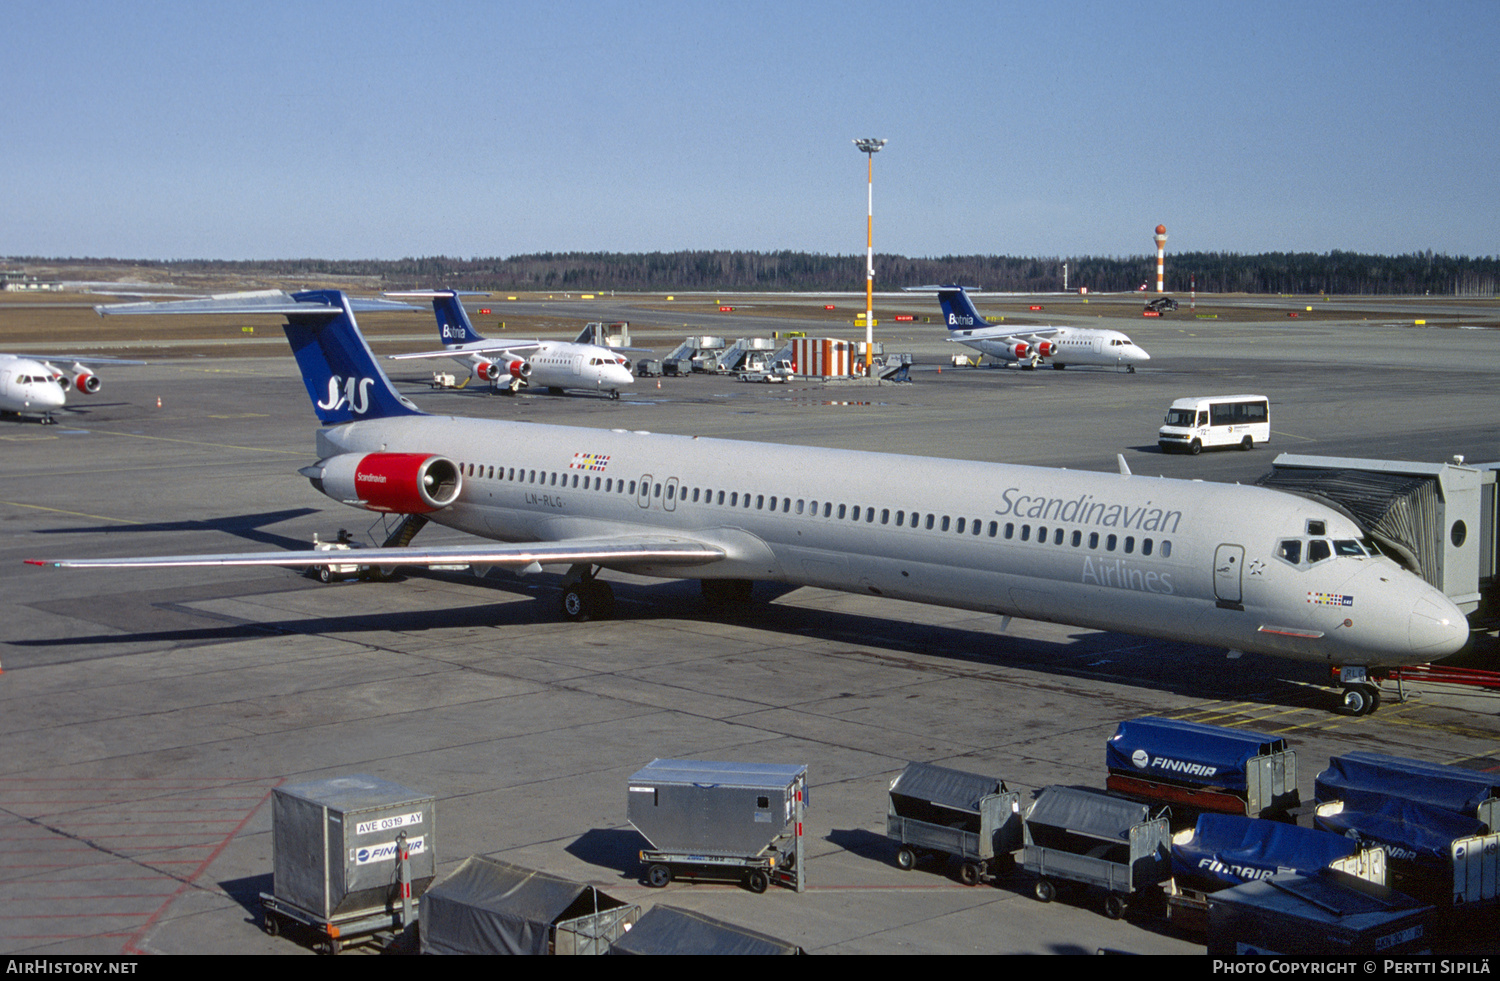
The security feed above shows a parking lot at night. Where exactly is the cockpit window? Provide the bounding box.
[1277,540,1302,565]
[1306,520,1326,536]
[1308,539,1331,564]
[1334,540,1366,557]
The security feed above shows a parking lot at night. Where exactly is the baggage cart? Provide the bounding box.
[259,774,435,954]
[628,759,807,894]
[420,856,638,955]
[1165,813,1386,933]
[885,762,1021,885]
[1105,716,1299,823]
[1022,786,1170,919]
[1206,870,1433,956]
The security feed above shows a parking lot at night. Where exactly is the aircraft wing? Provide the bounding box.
[95,290,422,317]
[2,354,148,365]
[25,535,725,572]
[388,341,542,361]
[946,325,1062,341]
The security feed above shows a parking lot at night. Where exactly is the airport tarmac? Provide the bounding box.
[2,292,1499,956]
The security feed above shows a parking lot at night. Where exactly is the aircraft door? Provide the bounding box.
[572,355,584,377]
[637,474,652,509]
[664,477,679,512]
[1214,544,1245,605]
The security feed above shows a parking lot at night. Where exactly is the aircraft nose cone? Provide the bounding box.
[1133,347,1151,361]
[1409,592,1468,657]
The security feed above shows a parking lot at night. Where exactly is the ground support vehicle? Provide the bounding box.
[260,775,435,954]
[1157,394,1269,454]
[1104,716,1299,825]
[261,889,417,956]
[420,856,637,955]
[738,359,794,383]
[628,760,808,894]
[1022,786,1171,919]
[1315,751,1500,909]
[1205,869,1433,956]
[885,762,1021,885]
[1164,813,1386,933]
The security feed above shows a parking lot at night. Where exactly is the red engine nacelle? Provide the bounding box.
[72,369,101,394]
[1033,341,1056,358]
[507,359,532,380]
[1012,342,1029,360]
[309,452,462,514]
[476,361,500,382]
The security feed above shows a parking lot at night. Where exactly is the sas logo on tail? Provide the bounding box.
[317,375,377,415]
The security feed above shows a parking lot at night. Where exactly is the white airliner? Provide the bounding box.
[921,286,1150,371]
[0,353,138,422]
[384,290,639,399]
[25,289,1468,716]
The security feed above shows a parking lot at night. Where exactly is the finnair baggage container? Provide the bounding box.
[1105,717,1299,821]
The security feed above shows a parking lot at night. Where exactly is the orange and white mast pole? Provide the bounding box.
[1153,224,1168,294]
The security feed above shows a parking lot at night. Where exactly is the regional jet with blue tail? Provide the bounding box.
[23,289,1468,715]
[384,290,639,399]
[920,285,1150,371]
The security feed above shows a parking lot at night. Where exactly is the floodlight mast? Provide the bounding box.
[854,138,886,372]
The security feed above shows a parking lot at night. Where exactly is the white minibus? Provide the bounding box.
[1158,395,1269,454]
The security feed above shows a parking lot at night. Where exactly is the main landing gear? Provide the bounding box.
[559,565,615,621]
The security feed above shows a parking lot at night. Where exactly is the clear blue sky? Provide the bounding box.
[4,0,1496,261]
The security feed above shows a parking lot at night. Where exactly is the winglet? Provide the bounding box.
[1117,454,1132,476]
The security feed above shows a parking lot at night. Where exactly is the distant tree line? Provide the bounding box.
[22,250,1499,296]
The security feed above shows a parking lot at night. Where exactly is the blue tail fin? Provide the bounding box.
[283,290,423,424]
[383,290,487,346]
[429,291,486,346]
[96,288,422,425]
[936,286,991,331]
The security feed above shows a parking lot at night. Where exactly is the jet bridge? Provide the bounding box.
[1256,454,1498,626]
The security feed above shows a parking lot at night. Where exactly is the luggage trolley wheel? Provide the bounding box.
[895,846,917,871]
[745,869,770,894]
[1104,893,1128,920]
[1034,876,1057,903]
[646,863,673,888]
[958,861,983,886]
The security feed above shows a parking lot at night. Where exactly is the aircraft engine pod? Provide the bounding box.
[1034,341,1056,358]
[1012,342,1029,360]
[476,361,500,382]
[72,365,101,394]
[311,452,462,514]
[507,359,532,380]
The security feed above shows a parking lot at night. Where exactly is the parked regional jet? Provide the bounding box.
[921,286,1150,371]
[0,353,140,423]
[384,290,639,399]
[26,290,1468,715]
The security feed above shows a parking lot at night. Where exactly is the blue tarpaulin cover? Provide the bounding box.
[1315,752,1500,817]
[1316,797,1486,874]
[1106,717,1286,793]
[1173,813,1358,892]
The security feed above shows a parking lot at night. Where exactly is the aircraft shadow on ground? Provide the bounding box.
[32,507,322,550]
[11,569,1332,712]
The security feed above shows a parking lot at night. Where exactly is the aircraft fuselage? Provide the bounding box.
[316,414,1466,670]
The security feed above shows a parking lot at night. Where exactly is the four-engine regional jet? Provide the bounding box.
[23,289,1469,715]
[0,353,140,423]
[925,285,1150,371]
[385,290,639,399]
